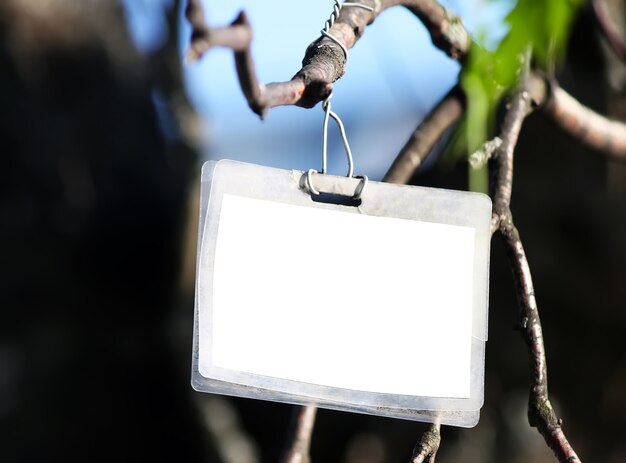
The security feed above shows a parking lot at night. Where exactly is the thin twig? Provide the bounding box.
[536,77,626,161]
[186,0,251,58]
[490,70,533,234]
[491,50,582,463]
[499,223,581,463]
[399,0,470,60]
[383,86,464,184]
[592,0,626,60]
[468,136,502,169]
[280,405,318,463]
[410,423,441,463]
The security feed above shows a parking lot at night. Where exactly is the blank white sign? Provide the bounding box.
[205,194,475,398]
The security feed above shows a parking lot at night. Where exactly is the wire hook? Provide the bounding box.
[321,94,354,178]
[304,95,369,199]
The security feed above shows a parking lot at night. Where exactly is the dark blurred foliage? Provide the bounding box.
[1,1,626,463]
[0,1,205,461]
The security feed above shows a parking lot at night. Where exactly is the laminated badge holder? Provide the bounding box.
[192,0,492,429]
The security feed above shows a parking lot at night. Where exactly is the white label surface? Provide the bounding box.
[204,194,475,398]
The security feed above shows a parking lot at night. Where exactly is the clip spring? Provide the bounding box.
[320,1,375,59]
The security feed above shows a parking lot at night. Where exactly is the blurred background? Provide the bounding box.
[1,0,626,461]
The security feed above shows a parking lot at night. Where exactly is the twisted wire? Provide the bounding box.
[320,1,374,59]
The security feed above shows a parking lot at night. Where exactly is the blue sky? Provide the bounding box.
[122,0,512,180]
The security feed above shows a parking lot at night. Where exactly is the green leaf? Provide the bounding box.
[451,0,583,192]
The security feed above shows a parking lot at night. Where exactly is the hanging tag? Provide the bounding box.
[192,160,491,428]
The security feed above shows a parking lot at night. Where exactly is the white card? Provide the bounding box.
[192,160,492,427]
[210,194,473,397]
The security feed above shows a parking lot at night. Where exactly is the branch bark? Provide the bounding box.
[186,0,468,117]
[592,0,626,60]
[410,423,441,463]
[383,86,464,184]
[187,0,626,164]
[529,74,626,161]
[490,80,532,234]
[280,405,318,463]
[491,51,582,463]
[186,0,251,58]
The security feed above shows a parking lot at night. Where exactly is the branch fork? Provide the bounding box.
[182,1,626,461]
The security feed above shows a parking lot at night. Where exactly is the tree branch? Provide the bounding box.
[186,0,468,117]
[186,0,251,58]
[383,85,464,184]
[592,0,626,60]
[410,423,441,463]
[490,78,533,233]
[468,137,503,169]
[280,405,317,463]
[546,86,626,159]
[498,221,581,463]
[491,51,582,463]
[399,0,469,61]
[528,74,626,161]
